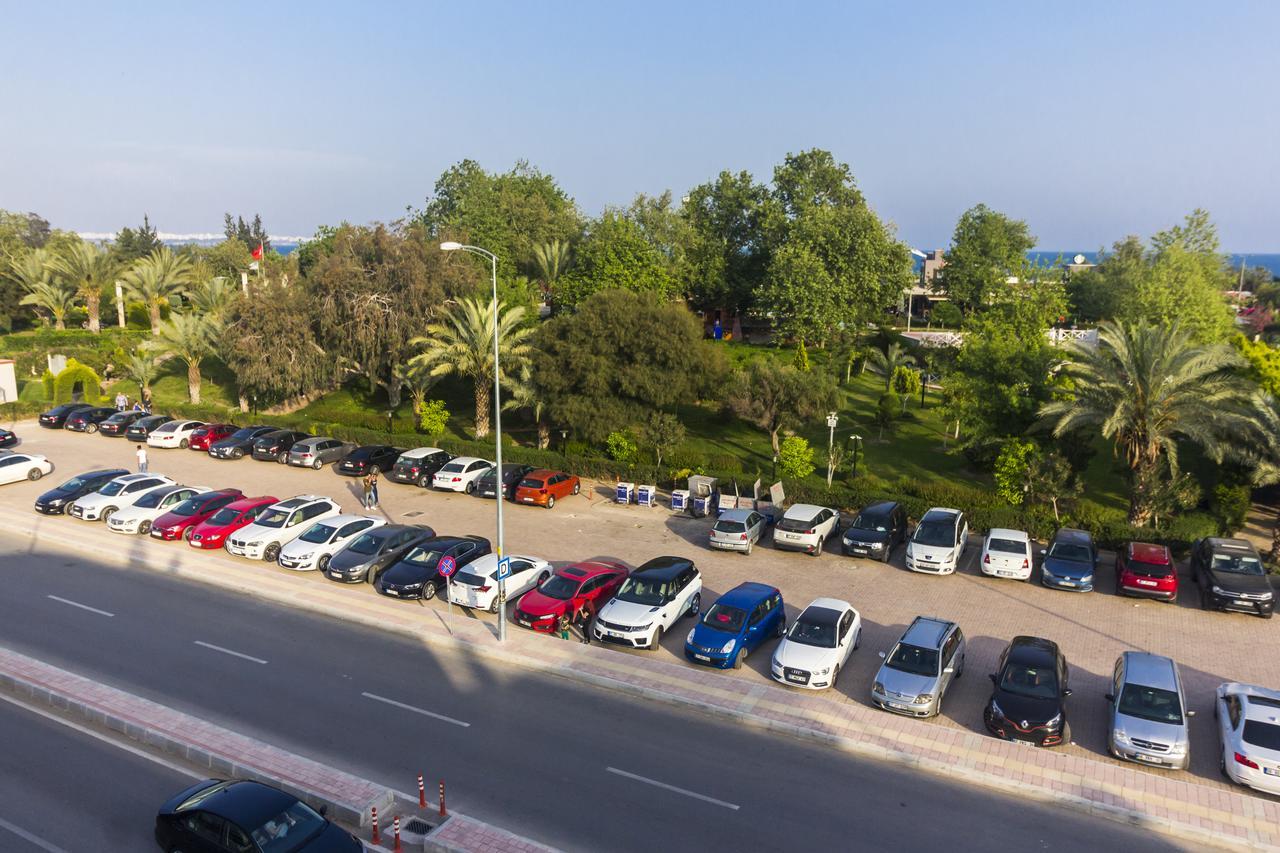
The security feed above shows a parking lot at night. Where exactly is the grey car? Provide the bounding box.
[1106,651,1193,770]
[323,523,436,585]
[708,508,768,555]
[871,615,966,718]
[287,436,354,470]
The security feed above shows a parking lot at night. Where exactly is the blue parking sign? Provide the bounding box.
[497,556,512,580]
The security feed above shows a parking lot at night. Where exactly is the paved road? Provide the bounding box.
[0,536,1180,852]
[0,698,192,852]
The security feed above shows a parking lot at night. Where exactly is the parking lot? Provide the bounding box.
[6,418,1279,798]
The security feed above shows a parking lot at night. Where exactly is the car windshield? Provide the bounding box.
[298,522,336,545]
[59,475,91,491]
[913,520,954,547]
[153,422,176,432]
[1049,542,1091,562]
[440,462,465,473]
[777,514,820,533]
[256,508,292,529]
[520,478,545,489]
[999,662,1059,700]
[1118,684,1183,724]
[712,520,746,534]
[788,617,837,648]
[208,506,240,526]
[1243,720,1280,751]
[1211,553,1264,575]
[616,576,671,606]
[134,490,169,509]
[700,604,746,633]
[346,532,385,555]
[539,575,579,600]
[250,800,327,853]
[850,513,888,532]
[169,497,205,517]
[454,571,487,587]
[97,479,128,497]
[228,428,259,440]
[885,643,938,676]
[402,547,443,567]
[1127,557,1172,577]
[988,538,1027,555]
[395,455,417,467]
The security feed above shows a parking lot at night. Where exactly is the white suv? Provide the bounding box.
[905,508,969,575]
[69,473,177,522]
[593,557,702,650]
[225,495,342,561]
[276,514,385,571]
[106,485,206,535]
[432,456,494,493]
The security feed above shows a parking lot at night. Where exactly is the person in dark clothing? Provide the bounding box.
[574,605,593,645]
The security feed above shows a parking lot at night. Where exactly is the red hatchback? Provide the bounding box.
[187,495,278,550]
[188,423,236,452]
[513,560,628,632]
[513,469,581,509]
[149,489,244,542]
[1116,542,1178,601]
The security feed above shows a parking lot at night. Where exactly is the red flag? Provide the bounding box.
[251,242,263,261]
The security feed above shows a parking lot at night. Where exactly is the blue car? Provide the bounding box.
[684,582,785,669]
[1040,528,1098,592]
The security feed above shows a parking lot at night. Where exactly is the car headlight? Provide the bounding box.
[913,693,934,705]
[1261,592,1274,601]
[246,541,263,549]
[990,699,1005,718]
[1046,713,1063,729]
[1081,574,1093,584]
[294,552,313,560]
[47,498,65,506]
[686,629,696,644]
[1212,585,1227,596]
[537,613,556,621]
[402,583,423,590]
[813,667,831,676]
[873,681,886,694]
[868,541,884,550]
[720,640,736,654]
[1113,730,1131,746]
[943,550,956,563]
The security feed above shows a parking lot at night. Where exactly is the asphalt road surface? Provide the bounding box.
[0,535,1182,852]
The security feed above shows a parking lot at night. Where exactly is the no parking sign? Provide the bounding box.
[438,555,458,578]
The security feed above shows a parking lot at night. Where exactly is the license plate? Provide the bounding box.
[384,589,400,597]
[1236,600,1253,606]
[786,673,806,683]
[1133,753,1162,764]
[997,570,1017,577]
[279,560,296,568]
[1265,767,1279,777]
[888,701,908,710]
[848,547,867,554]
[1138,580,1157,586]
[605,630,622,638]
[518,619,531,627]
[1011,738,1035,747]
[1060,581,1076,587]
[695,654,711,661]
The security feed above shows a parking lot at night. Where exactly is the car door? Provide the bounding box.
[336,519,375,547]
[1109,658,1125,732]
[744,600,770,651]
[956,514,968,556]
[176,809,229,852]
[938,630,960,696]
[1220,693,1241,758]
[0,456,24,485]
[507,559,538,595]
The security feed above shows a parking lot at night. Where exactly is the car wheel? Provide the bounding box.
[101,507,117,522]
[1200,589,1212,610]
[1062,722,1072,745]
[27,467,42,481]
[418,475,431,488]
[733,647,746,669]
[179,438,189,449]
[955,654,964,678]
[464,481,475,495]
[277,451,288,464]
[831,664,840,687]
[488,597,500,614]
[687,592,701,618]
[546,495,555,509]
[139,520,152,535]
[369,465,380,476]
[312,458,323,470]
[86,423,98,433]
[421,582,437,601]
[1264,611,1274,620]
[183,527,194,542]
[572,481,580,495]
[853,628,861,651]
[317,555,330,572]
[264,543,281,562]
[1221,752,1230,779]
[538,571,550,586]
[649,626,663,650]
[233,448,244,459]
[745,539,753,556]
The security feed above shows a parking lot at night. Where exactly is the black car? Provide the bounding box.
[34,467,130,514]
[251,430,311,463]
[324,524,436,585]
[0,427,16,448]
[209,425,276,459]
[38,402,93,428]
[126,414,174,441]
[99,409,147,436]
[336,444,404,477]
[841,501,908,560]
[475,463,535,500]
[64,406,117,433]
[1191,537,1274,618]
[154,778,361,853]
[388,447,453,487]
[983,636,1071,747]
[376,535,492,601]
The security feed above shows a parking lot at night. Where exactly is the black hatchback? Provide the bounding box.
[99,409,147,436]
[475,463,535,500]
[38,402,93,428]
[1191,537,1274,618]
[375,535,492,601]
[841,501,908,560]
[251,430,311,463]
[126,414,173,441]
[64,406,117,433]
[336,445,404,477]
[983,635,1072,747]
[34,467,129,515]
[209,425,276,459]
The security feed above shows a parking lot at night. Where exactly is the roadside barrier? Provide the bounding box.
[393,815,402,852]
[371,807,380,844]
[439,779,447,817]
[418,772,426,808]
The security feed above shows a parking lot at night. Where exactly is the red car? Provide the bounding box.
[187,495,278,550]
[149,489,244,541]
[513,469,581,509]
[513,560,628,633]
[1115,542,1178,601]
[188,423,236,452]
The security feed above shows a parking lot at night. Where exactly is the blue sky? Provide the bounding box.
[6,1,1278,250]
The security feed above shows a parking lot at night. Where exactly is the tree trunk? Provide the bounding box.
[86,293,101,333]
[387,378,403,410]
[54,315,66,331]
[769,426,781,456]
[238,394,249,414]
[474,379,491,439]
[149,302,161,334]
[187,361,202,405]
[536,420,550,450]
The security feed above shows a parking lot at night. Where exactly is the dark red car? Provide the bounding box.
[149,489,244,541]
[513,560,628,633]
[188,423,236,452]
[187,495,278,550]
[1115,542,1178,601]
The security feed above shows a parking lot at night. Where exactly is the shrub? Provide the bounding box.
[1210,484,1251,535]
[793,340,810,372]
[931,301,963,328]
[605,431,638,464]
[415,399,450,436]
[778,435,815,480]
[993,439,1035,506]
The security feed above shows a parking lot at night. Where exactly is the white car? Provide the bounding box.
[68,473,176,521]
[225,495,343,561]
[276,514,386,571]
[447,554,553,613]
[145,419,206,449]
[980,528,1033,581]
[1217,682,1280,796]
[593,556,702,649]
[431,456,494,493]
[106,484,206,535]
[0,452,52,485]
[773,504,840,556]
[905,507,969,575]
[771,598,861,690]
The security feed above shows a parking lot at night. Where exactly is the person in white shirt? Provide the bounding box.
[136,445,148,473]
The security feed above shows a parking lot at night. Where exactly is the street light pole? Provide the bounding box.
[825,412,839,488]
[441,241,506,642]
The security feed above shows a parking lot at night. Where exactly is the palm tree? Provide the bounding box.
[184,275,237,323]
[504,362,551,449]
[532,239,571,304]
[151,312,218,404]
[120,247,195,334]
[19,280,78,329]
[123,349,160,400]
[408,296,535,439]
[47,241,117,333]
[1038,321,1271,525]
[866,342,916,390]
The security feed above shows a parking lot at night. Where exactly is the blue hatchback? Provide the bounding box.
[1040,527,1098,592]
[684,582,785,669]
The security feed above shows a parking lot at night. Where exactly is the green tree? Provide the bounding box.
[553,210,676,309]
[112,215,162,263]
[891,365,921,412]
[47,239,117,333]
[0,210,52,255]
[20,279,77,329]
[1039,321,1271,525]
[936,204,1036,314]
[770,148,864,217]
[993,439,1036,505]
[1234,335,1280,397]
[123,349,159,399]
[681,170,770,315]
[184,276,238,323]
[867,342,916,390]
[728,359,836,455]
[756,242,833,343]
[220,282,332,409]
[605,431,638,463]
[151,312,218,404]
[930,301,963,328]
[120,247,195,333]
[407,296,534,439]
[197,239,254,282]
[793,340,811,371]
[875,391,899,440]
[414,399,450,436]
[532,239,572,303]
[503,362,552,450]
[1025,449,1081,522]
[643,412,686,470]
[223,212,272,253]
[778,435,815,480]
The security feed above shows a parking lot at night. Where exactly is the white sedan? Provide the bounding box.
[432,456,494,493]
[106,485,206,535]
[0,452,53,485]
[980,528,1033,581]
[447,554,553,613]
[276,514,386,571]
[773,504,840,556]
[146,419,206,449]
[1217,682,1280,796]
[771,597,861,690]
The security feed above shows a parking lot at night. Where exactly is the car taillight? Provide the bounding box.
[540,488,547,494]
[983,554,990,563]
[740,533,748,541]
[478,585,491,593]
[1022,558,1030,568]
[410,467,419,474]
[301,453,312,458]
[1235,752,1260,769]
[806,528,815,535]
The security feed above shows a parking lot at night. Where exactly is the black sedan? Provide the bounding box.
[376,535,492,601]
[38,402,93,428]
[336,444,404,477]
[64,406,117,433]
[251,430,311,463]
[983,635,1072,747]
[34,468,129,515]
[209,425,276,459]
[154,778,361,852]
[323,524,435,585]
[0,427,16,448]
[98,409,147,436]
[126,414,173,442]
[475,463,536,500]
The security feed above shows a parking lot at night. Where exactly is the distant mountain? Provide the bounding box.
[75,232,304,255]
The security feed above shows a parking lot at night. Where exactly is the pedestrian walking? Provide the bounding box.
[574,605,593,645]
[141,389,153,412]
[361,473,374,510]
[369,470,380,509]
[136,445,148,473]
[556,612,571,640]
[114,391,127,411]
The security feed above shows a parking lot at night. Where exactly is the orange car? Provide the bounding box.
[514,468,581,509]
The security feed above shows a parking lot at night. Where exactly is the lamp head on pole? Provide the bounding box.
[826,412,839,429]
[439,241,463,252]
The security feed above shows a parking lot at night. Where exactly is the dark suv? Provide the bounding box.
[251,430,311,463]
[1191,537,1274,619]
[984,636,1072,747]
[64,406,117,433]
[841,501,907,561]
[209,425,276,459]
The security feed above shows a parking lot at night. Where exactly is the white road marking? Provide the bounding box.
[605,766,740,810]
[0,814,70,853]
[46,595,114,618]
[193,640,268,665]
[361,691,470,728]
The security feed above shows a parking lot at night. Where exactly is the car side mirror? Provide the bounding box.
[1039,549,1047,556]
[988,673,998,684]
[318,804,328,818]
[1186,710,1197,718]
[1104,693,1114,702]
[1062,688,1072,697]
[877,651,886,659]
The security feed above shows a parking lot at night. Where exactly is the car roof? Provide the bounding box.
[1121,651,1178,690]
[716,582,779,608]
[400,447,445,458]
[987,528,1030,541]
[856,501,899,518]
[1008,635,1060,664]
[901,615,955,649]
[807,596,853,613]
[270,495,330,509]
[920,507,961,522]
[320,513,381,526]
[81,468,130,479]
[717,508,757,522]
[1128,542,1171,562]
[560,560,626,579]
[112,472,162,483]
[1206,537,1258,553]
[633,556,694,579]
[448,456,489,465]
[224,496,277,510]
[1051,528,1093,545]
[412,534,481,549]
[783,503,830,519]
[136,414,170,424]
[522,468,562,478]
[198,780,297,826]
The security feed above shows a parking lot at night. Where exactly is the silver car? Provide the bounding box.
[1106,651,1193,770]
[287,437,353,470]
[709,508,767,555]
[871,616,965,717]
